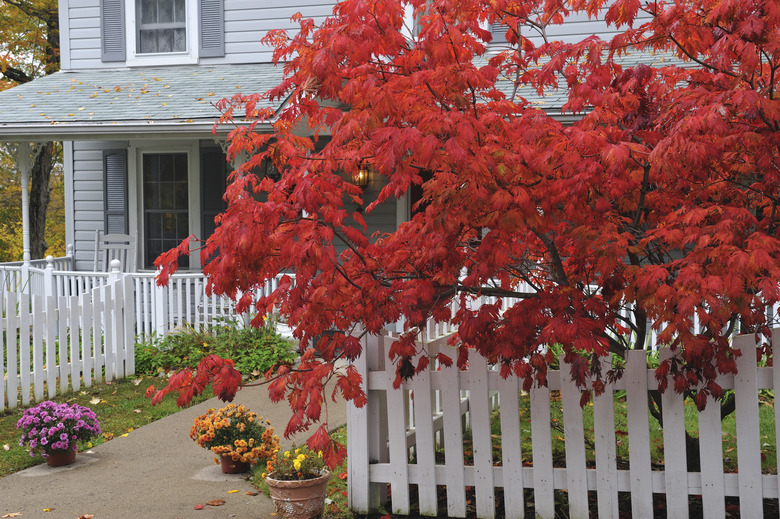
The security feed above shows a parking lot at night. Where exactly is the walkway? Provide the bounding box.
[0,381,347,519]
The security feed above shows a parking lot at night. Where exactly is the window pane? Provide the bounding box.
[140,0,156,24]
[158,0,173,23]
[174,0,185,22]
[173,29,186,52]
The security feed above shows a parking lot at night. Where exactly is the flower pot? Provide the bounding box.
[221,455,251,474]
[265,470,330,519]
[46,449,77,467]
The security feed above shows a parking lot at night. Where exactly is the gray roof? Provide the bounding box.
[0,64,284,141]
[0,50,682,141]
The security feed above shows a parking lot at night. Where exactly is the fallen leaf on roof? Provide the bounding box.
[245,492,258,496]
[207,499,225,507]
[114,86,121,92]
[2,513,22,517]
[194,504,204,510]
[78,515,95,519]
[78,106,85,111]
[227,490,239,494]
[43,508,53,512]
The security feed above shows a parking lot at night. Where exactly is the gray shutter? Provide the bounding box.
[104,150,128,234]
[199,0,225,58]
[491,22,507,43]
[101,0,126,62]
[201,147,228,240]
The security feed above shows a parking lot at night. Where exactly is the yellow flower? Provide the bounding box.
[318,451,323,458]
[295,448,300,455]
[293,460,302,470]
[284,451,290,458]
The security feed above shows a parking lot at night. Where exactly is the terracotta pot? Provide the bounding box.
[220,455,251,474]
[46,449,77,467]
[265,470,330,519]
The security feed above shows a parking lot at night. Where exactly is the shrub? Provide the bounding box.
[135,319,297,378]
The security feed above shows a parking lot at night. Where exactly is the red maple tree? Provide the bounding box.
[150,0,780,465]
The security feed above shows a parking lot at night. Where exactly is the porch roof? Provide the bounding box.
[0,63,283,142]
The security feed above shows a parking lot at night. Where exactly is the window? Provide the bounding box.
[101,0,225,63]
[143,153,190,268]
[137,0,187,54]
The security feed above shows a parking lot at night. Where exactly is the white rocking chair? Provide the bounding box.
[94,231,137,272]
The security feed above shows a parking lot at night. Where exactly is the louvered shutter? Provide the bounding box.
[104,150,128,234]
[101,0,126,62]
[201,147,228,241]
[491,22,507,43]
[199,0,225,58]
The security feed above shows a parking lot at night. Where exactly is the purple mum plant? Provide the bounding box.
[17,401,101,458]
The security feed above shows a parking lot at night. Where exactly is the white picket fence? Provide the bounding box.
[0,276,135,411]
[348,328,780,518]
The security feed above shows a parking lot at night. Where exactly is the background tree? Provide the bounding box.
[0,0,61,259]
[153,0,780,464]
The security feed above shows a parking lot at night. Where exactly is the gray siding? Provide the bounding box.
[204,0,334,64]
[67,0,105,70]
[518,6,653,47]
[71,140,129,270]
[337,179,398,258]
[64,0,337,69]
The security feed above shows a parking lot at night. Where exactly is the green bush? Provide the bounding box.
[135,319,298,378]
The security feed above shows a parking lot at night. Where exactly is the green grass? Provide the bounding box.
[0,376,210,478]
[460,390,777,474]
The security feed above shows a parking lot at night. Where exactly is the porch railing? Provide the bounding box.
[0,254,290,339]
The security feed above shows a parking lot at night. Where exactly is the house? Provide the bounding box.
[0,0,338,273]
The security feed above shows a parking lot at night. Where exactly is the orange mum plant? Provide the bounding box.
[191,403,279,465]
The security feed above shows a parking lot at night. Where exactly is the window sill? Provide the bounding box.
[126,53,199,67]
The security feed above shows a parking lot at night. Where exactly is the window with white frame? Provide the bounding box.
[101,0,225,64]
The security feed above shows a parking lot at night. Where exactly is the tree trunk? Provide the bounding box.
[28,143,53,259]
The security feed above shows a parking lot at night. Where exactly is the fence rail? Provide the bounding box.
[1,276,135,411]
[348,329,780,518]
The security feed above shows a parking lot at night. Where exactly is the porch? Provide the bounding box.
[0,250,282,338]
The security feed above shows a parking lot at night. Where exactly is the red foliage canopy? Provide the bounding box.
[151,0,780,453]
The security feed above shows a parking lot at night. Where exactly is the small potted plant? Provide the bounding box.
[263,447,330,519]
[191,403,279,473]
[16,401,101,467]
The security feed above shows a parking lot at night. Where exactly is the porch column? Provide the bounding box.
[11,142,43,267]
